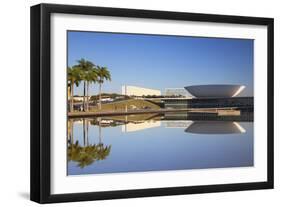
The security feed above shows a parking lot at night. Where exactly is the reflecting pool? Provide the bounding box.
[67,113,253,175]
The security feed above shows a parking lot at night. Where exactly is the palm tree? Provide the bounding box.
[74,58,95,111]
[96,66,111,110]
[83,68,98,111]
[67,66,81,112]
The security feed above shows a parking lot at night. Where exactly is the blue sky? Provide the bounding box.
[68,31,253,96]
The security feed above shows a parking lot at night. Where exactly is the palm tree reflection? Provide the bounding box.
[67,118,111,168]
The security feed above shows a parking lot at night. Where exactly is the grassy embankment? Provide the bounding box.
[88,99,161,112]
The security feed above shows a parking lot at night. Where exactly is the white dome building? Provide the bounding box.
[184,84,245,98]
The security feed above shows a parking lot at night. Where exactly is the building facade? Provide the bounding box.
[164,88,189,97]
[164,97,253,111]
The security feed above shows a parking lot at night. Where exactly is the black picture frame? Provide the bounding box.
[30,3,274,204]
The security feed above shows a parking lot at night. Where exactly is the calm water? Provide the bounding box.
[67,113,253,175]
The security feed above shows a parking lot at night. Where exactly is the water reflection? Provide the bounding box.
[185,121,246,134]
[68,141,111,168]
[122,120,161,132]
[67,112,253,175]
[67,118,111,169]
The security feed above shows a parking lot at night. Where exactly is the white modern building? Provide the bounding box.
[164,85,252,110]
[72,96,91,102]
[184,84,245,98]
[122,85,161,97]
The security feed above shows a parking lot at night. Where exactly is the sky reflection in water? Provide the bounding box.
[67,115,253,176]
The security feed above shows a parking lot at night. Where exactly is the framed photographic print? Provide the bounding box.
[30,3,274,203]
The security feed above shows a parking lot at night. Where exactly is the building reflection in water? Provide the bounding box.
[122,120,161,132]
[67,114,249,171]
[162,120,246,134]
[184,121,246,134]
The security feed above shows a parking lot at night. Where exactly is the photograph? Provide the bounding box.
[66,31,254,176]
[30,3,274,203]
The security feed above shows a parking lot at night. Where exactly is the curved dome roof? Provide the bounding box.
[184,84,245,98]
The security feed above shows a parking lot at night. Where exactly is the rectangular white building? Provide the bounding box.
[122,85,161,96]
